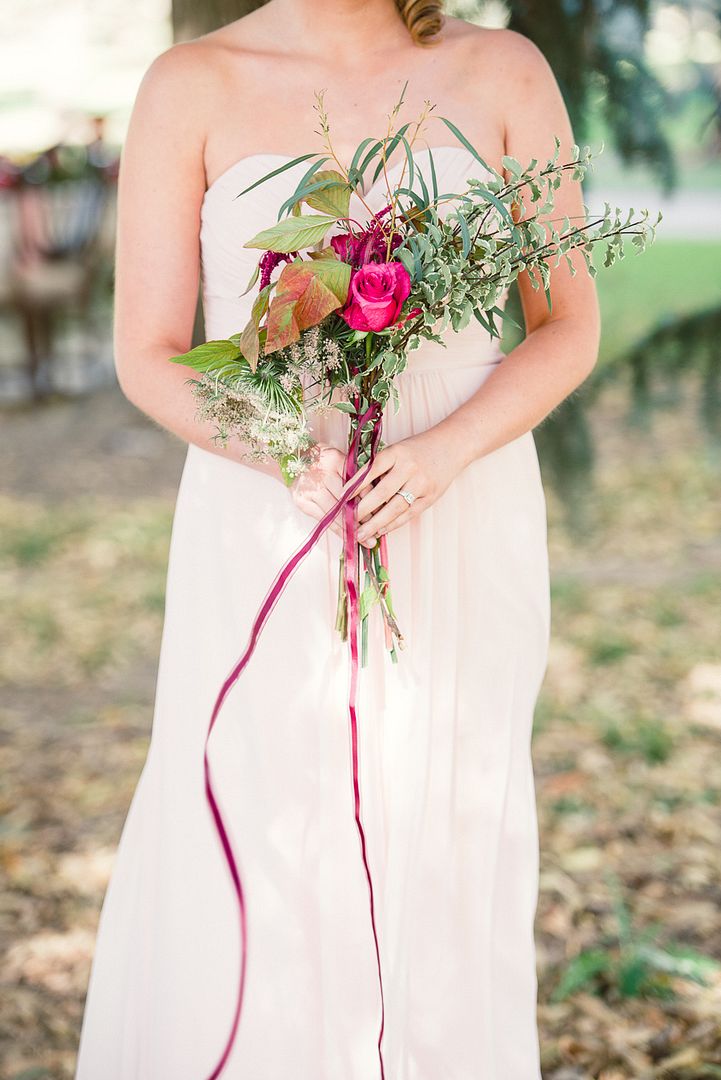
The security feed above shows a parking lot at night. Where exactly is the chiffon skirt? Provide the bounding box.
[75,342,550,1079]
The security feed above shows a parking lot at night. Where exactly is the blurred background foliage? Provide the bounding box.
[1,3,720,1079]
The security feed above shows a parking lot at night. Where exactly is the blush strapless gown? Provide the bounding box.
[75,146,550,1080]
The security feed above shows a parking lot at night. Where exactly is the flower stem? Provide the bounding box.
[335,551,347,639]
[361,568,370,667]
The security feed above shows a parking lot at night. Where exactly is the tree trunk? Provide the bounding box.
[171,0,266,42]
[173,0,267,344]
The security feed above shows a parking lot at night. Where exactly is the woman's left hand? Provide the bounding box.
[354,425,466,548]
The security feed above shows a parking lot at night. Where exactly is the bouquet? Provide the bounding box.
[170,87,660,1080]
[171,85,660,665]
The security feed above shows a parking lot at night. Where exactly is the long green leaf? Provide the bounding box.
[473,307,498,338]
[543,280,553,314]
[398,134,415,192]
[427,147,438,203]
[436,120,520,234]
[168,338,242,373]
[394,187,431,214]
[489,303,523,332]
[412,162,430,206]
[357,140,385,181]
[277,173,350,221]
[240,261,260,297]
[438,118,518,230]
[233,152,321,200]
[371,124,413,183]
[349,137,380,179]
[438,117,495,175]
[275,156,332,220]
[455,210,471,258]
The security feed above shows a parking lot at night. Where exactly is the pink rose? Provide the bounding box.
[339,261,412,332]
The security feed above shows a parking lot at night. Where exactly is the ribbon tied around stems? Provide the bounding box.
[202,399,387,1080]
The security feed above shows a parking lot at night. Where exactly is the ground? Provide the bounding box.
[1,370,720,1079]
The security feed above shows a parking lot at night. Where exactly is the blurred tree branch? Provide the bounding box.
[171,0,266,41]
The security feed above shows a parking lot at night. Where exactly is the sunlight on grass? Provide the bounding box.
[596,240,721,364]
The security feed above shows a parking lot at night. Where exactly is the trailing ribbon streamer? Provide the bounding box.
[203,400,387,1080]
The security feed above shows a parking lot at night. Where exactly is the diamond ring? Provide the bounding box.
[397,489,416,507]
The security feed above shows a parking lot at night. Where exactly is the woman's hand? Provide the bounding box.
[354,425,466,548]
[289,443,348,539]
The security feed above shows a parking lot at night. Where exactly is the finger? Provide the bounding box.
[315,498,346,539]
[322,468,344,502]
[356,469,413,523]
[381,504,415,536]
[291,491,318,519]
[292,490,341,537]
[357,492,417,543]
[362,449,397,488]
[353,473,383,504]
[312,486,344,526]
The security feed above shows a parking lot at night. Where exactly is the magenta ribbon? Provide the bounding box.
[203,400,387,1080]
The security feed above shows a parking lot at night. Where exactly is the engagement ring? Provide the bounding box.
[397,489,416,506]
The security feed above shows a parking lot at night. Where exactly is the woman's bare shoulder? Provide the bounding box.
[135,11,275,119]
[441,18,549,77]
[441,20,563,137]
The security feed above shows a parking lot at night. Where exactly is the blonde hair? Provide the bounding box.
[395,0,444,45]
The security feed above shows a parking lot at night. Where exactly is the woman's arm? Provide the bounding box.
[354,30,601,545]
[113,42,287,482]
[114,41,360,533]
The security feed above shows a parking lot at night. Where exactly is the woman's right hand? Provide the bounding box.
[290,442,374,543]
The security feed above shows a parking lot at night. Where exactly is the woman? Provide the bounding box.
[75,1,600,1077]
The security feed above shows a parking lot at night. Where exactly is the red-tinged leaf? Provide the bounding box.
[238,284,273,372]
[240,321,260,371]
[264,261,349,354]
[309,257,351,303]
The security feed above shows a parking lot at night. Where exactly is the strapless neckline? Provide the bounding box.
[202,143,495,206]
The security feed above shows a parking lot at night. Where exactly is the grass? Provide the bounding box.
[501,238,721,367]
[584,89,721,193]
[594,239,721,365]
[1,321,721,1079]
[0,495,173,686]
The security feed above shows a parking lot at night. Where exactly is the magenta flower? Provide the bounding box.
[339,261,412,332]
[258,249,295,289]
[331,214,403,270]
[330,233,365,266]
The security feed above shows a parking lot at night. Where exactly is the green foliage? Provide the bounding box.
[617,305,721,437]
[243,212,339,252]
[301,169,352,218]
[553,875,720,1003]
[587,631,636,666]
[505,0,678,191]
[167,338,242,374]
[600,715,674,765]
